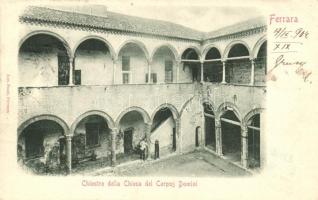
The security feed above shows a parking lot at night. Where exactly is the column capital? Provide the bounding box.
[215,119,221,127]
[65,135,73,140]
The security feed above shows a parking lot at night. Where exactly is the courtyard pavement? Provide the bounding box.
[87,150,251,177]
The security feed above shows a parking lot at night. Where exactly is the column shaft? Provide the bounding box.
[200,61,204,83]
[66,135,72,174]
[148,61,151,84]
[112,59,117,85]
[69,58,74,85]
[175,118,182,154]
[215,119,222,156]
[111,128,117,166]
[222,61,226,84]
[145,123,152,159]
[241,126,248,168]
[250,59,255,85]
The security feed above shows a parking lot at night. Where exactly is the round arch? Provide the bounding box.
[202,44,223,60]
[117,40,150,61]
[19,30,72,58]
[223,40,251,59]
[151,44,180,62]
[242,108,264,127]
[115,106,151,126]
[72,35,117,60]
[252,35,267,59]
[70,110,116,135]
[216,102,242,121]
[180,46,202,60]
[151,103,180,121]
[18,114,70,137]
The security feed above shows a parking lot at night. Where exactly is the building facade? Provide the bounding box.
[17,6,267,174]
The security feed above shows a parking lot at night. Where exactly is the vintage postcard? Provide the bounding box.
[0,0,317,199]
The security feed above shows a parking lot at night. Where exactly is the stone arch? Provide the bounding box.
[19,30,72,58]
[201,98,216,113]
[252,35,267,59]
[151,44,180,62]
[18,114,69,137]
[115,106,151,126]
[117,39,150,62]
[180,46,202,60]
[216,102,242,121]
[151,103,180,121]
[72,35,116,60]
[70,110,116,135]
[242,108,264,127]
[180,96,196,117]
[223,40,251,59]
[202,44,223,60]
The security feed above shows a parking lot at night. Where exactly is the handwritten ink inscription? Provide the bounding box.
[268,15,312,83]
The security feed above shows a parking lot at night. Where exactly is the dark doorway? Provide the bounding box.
[221,110,241,163]
[248,114,260,168]
[124,129,133,154]
[205,116,216,150]
[172,127,176,151]
[195,126,200,147]
[203,103,216,151]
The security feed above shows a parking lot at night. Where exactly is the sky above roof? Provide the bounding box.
[51,4,263,32]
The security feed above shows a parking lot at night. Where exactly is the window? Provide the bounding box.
[85,123,101,147]
[165,60,173,83]
[145,73,157,83]
[122,56,131,84]
[58,55,70,85]
[122,56,130,71]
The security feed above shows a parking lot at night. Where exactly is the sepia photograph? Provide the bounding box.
[17,5,266,176]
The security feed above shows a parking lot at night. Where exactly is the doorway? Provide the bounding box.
[172,127,176,151]
[124,129,133,154]
[195,126,200,147]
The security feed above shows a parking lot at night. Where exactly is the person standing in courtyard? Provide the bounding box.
[140,140,147,161]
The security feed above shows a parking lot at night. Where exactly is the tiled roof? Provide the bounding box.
[20,6,204,41]
[205,17,266,39]
[20,6,266,41]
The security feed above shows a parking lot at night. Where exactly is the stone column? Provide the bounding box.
[222,60,226,84]
[112,58,117,85]
[69,57,74,85]
[175,118,182,154]
[250,58,255,86]
[176,60,180,83]
[215,119,222,156]
[241,126,248,168]
[200,61,204,83]
[65,135,72,174]
[111,128,118,166]
[148,60,152,84]
[145,123,152,160]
